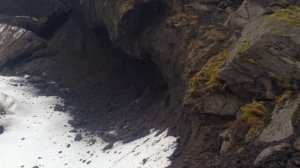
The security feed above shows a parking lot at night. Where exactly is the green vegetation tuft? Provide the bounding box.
[275,90,293,104]
[240,101,268,124]
[187,49,230,97]
[238,101,269,141]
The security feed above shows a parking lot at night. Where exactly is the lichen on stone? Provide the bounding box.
[187,49,230,97]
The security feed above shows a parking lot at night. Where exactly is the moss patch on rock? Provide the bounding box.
[262,6,300,34]
[240,101,268,124]
[267,6,300,25]
[240,101,269,142]
[187,49,230,97]
[275,90,293,104]
[228,101,269,143]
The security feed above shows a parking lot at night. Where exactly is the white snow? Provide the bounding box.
[0,75,177,168]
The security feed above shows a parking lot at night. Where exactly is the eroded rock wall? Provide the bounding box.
[0,0,300,167]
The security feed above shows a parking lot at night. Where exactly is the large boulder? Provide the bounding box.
[0,24,46,67]
[219,6,300,99]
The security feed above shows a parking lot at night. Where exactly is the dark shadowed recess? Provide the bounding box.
[0,2,177,144]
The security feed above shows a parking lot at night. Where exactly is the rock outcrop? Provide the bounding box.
[0,0,299,167]
[0,24,46,67]
[259,94,300,142]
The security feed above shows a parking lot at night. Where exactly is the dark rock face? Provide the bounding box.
[0,24,46,67]
[74,134,82,141]
[0,0,299,167]
[220,12,300,99]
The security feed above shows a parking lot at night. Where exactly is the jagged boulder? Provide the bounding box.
[219,6,300,99]
[0,24,46,67]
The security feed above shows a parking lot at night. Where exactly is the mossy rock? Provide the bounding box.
[218,5,300,99]
[240,101,268,124]
[187,49,230,97]
[229,101,269,142]
[262,6,300,34]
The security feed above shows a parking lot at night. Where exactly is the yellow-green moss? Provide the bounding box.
[226,101,269,142]
[187,49,230,97]
[275,90,293,104]
[267,6,300,25]
[262,6,300,34]
[240,101,268,124]
[237,37,250,56]
[239,101,269,140]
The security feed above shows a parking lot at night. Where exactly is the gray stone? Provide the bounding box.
[74,134,82,141]
[0,24,46,67]
[259,95,300,142]
[219,129,234,155]
[254,143,289,166]
[103,143,114,152]
[220,10,300,99]
[224,0,265,29]
[201,94,240,116]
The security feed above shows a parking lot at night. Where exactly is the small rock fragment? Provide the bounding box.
[103,143,114,152]
[74,134,82,141]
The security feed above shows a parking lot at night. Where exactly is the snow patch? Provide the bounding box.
[0,75,177,168]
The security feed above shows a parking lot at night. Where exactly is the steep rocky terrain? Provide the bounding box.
[0,0,300,167]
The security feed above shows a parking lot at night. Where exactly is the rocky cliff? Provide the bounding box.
[0,0,300,167]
